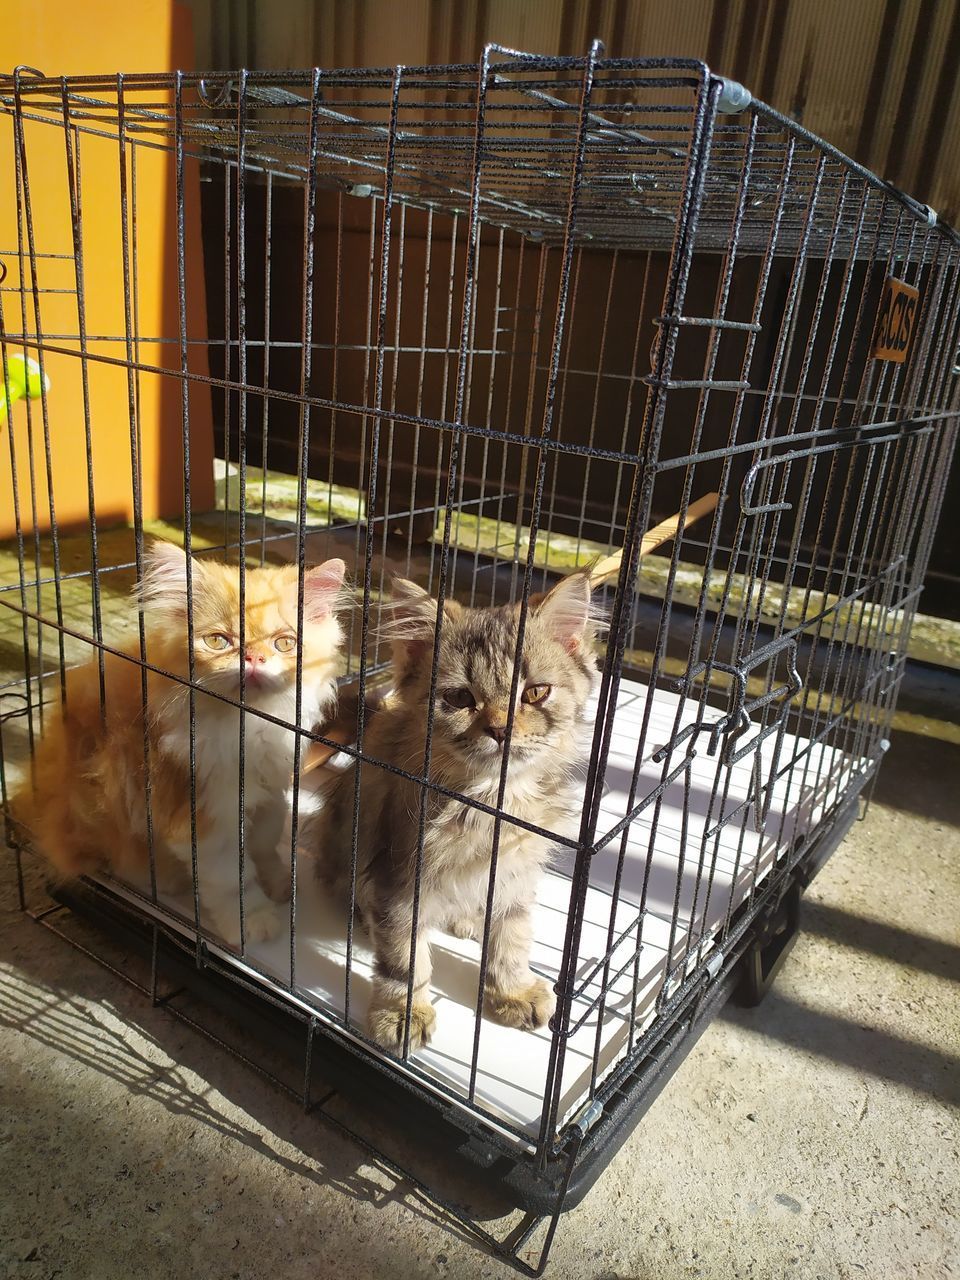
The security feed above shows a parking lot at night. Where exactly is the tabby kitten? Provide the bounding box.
[308,571,600,1053]
[15,541,345,946]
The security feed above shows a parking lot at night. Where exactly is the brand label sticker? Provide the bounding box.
[872,276,919,362]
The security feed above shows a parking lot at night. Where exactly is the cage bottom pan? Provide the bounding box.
[14,676,864,1142]
[35,785,856,1230]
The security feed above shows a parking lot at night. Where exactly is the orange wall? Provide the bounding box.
[0,0,214,539]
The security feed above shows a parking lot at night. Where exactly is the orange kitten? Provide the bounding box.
[14,541,345,945]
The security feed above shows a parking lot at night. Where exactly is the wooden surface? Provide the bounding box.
[193,0,960,227]
[0,1,214,539]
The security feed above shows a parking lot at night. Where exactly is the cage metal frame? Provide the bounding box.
[2,42,959,1274]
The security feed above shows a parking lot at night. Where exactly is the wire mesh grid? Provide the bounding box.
[1,45,959,1272]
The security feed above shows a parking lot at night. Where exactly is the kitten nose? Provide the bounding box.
[244,650,266,665]
[484,723,508,745]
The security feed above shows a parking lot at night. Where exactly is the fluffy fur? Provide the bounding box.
[14,542,346,946]
[305,570,601,1054]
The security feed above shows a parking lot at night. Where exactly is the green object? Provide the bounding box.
[0,353,49,422]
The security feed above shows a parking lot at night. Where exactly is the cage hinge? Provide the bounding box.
[685,942,725,1025]
[887,184,938,228]
[703,947,724,981]
[570,1097,604,1137]
[716,77,752,114]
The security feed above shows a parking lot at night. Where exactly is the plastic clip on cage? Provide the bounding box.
[1,45,959,1275]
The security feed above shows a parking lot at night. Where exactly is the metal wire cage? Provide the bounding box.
[2,45,959,1273]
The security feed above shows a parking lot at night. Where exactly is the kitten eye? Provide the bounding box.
[274,634,297,654]
[442,686,476,710]
[521,683,551,705]
[202,632,232,652]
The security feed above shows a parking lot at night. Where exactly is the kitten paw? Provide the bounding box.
[243,898,285,944]
[448,915,481,941]
[485,977,555,1032]
[368,1000,437,1054]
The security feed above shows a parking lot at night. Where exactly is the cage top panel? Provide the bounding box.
[2,51,957,262]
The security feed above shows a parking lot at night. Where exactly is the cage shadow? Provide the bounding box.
[0,874,520,1247]
[801,900,960,983]
[869,730,960,826]
[722,991,960,1107]
[0,933,515,1241]
[3,1064,486,1280]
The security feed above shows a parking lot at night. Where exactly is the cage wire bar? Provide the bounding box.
[2,44,960,1274]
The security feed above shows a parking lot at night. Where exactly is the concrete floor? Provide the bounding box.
[1,702,958,1280]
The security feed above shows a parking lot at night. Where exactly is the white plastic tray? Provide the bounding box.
[98,676,855,1148]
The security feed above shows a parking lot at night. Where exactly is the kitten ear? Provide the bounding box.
[138,540,201,621]
[380,578,460,671]
[383,578,438,644]
[301,557,346,621]
[533,570,598,653]
[388,579,463,631]
[390,577,433,621]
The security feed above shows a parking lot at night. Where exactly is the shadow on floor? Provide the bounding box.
[870,729,960,826]
[0,860,527,1263]
[802,900,960,983]
[723,988,960,1108]
[723,878,959,1106]
[4,1055,485,1280]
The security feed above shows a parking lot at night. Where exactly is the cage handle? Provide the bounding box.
[740,460,792,516]
[197,77,234,108]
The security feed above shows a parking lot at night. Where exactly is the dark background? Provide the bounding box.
[189,0,960,619]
